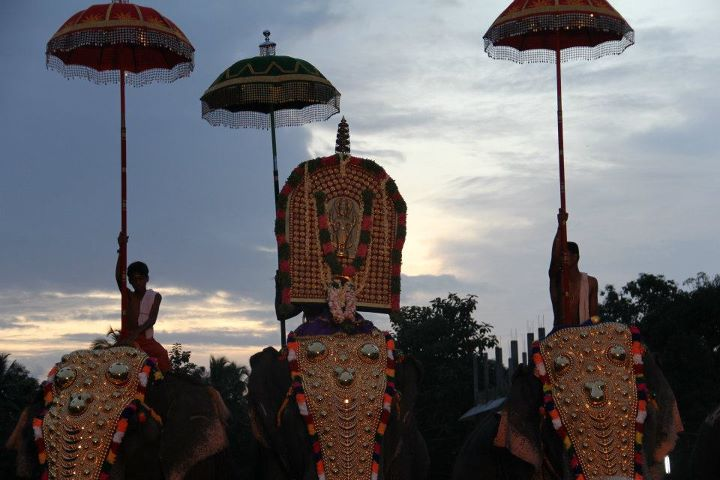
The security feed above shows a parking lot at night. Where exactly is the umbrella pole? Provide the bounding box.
[270,109,287,347]
[120,69,128,329]
[555,43,571,325]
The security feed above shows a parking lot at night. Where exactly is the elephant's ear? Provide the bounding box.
[159,376,230,480]
[394,354,422,417]
[7,406,38,479]
[642,350,683,466]
[493,364,544,470]
[248,347,291,440]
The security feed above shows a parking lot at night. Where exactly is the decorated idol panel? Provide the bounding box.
[275,117,406,332]
[245,118,428,480]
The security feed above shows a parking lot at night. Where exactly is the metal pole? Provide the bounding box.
[270,108,286,346]
[120,69,128,329]
[472,353,479,404]
[555,38,571,326]
[526,332,534,365]
[495,347,504,388]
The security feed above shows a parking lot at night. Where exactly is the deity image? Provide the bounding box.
[328,196,361,259]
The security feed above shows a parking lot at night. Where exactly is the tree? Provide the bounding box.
[207,356,257,477]
[0,354,39,478]
[600,272,720,480]
[391,293,497,480]
[168,343,206,379]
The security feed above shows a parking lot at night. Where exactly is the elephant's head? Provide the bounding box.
[248,337,429,480]
[7,347,232,480]
[454,323,683,480]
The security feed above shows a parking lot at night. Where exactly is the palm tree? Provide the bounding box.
[208,355,249,405]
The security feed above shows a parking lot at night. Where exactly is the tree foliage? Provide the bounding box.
[0,354,40,478]
[168,342,206,379]
[600,272,720,480]
[391,293,497,480]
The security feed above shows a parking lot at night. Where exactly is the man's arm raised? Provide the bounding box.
[549,210,567,278]
[116,232,127,292]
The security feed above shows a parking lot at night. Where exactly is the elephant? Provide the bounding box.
[453,341,682,480]
[690,404,720,478]
[247,343,429,480]
[6,348,235,480]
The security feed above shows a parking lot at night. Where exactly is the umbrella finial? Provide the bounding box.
[335,117,350,154]
[259,30,276,56]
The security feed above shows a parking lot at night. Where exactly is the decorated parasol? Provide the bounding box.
[483,0,633,325]
[200,31,340,344]
[46,0,194,328]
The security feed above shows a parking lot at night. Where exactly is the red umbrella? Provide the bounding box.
[46,0,194,328]
[484,0,633,325]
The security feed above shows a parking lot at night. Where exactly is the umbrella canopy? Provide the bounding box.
[200,32,340,346]
[482,0,633,328]
[484,0,634,63]
[47,1,194,85]
[46,0,194,338]
[201,55,340,129]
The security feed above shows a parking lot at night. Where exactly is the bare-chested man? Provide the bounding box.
[549,211,599,326]
[116,233,170,371]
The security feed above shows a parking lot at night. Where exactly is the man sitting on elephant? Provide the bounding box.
[116,232,170,372]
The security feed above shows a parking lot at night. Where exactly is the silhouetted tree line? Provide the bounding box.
[391,293,498,480]
[600,272,720,480]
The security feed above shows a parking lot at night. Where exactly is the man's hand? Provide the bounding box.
[557,209,568,225]
[117,232,128,247]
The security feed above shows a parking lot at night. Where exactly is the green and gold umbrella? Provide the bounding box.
[201,31,340,206]
[201,32,340,344]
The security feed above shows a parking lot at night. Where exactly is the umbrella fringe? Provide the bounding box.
[46,55,193,86]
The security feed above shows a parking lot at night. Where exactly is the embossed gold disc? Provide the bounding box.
[307,341,328,360]
[106,362,131,385]
[55,367,77,389]
[359,343,380,361]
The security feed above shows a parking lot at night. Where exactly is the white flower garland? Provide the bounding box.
[327,279,358,324]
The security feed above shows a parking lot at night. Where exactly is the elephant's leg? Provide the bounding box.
[453,413,536,480]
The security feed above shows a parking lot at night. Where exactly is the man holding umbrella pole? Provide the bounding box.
[549,210,599,326]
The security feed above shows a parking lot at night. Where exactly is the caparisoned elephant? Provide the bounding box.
[6,347,234,480]
[453,325,682,480]
[248,344,429,480]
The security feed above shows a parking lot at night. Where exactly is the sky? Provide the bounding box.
[1,1,718,377]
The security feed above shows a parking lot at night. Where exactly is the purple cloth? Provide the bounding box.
[292,307,377,337]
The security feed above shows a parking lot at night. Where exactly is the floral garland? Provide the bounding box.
[275,154,407,312]
[531,325,647,480]
[327,279,358,324]
[286,331,397,480]
[34,356,163,480]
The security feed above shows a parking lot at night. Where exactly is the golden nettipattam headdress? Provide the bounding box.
[275,118,406,318]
